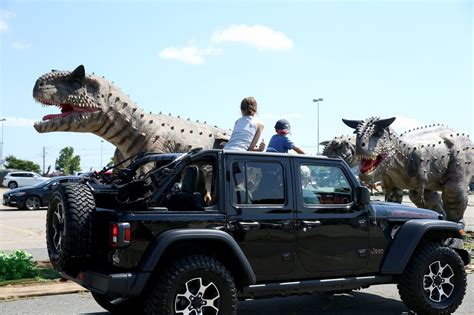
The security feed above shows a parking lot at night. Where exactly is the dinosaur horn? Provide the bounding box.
[319,140,330,146]
[342,119,361,129]
[374,117,396,129]
[70,65,85,80]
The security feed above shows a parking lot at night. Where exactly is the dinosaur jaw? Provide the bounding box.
[34,97,101,133]
[359,154,386,175]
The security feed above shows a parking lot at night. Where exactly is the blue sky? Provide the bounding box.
[0,0,472,172]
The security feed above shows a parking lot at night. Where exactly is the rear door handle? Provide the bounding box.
[236,221,260,231]
[301,220,321,230]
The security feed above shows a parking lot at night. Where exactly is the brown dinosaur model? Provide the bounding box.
[342,116,474,222]
[32,65,231,165]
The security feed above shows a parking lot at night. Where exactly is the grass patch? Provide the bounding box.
[0,251,60,286]
[0,268,60,287]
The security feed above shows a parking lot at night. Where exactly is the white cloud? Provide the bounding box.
[2,117,36,128]
[391,115,425,133]
[11,41,31,50]
[211,24,294,51]
[159,44,222,65]
[0,10,15,33]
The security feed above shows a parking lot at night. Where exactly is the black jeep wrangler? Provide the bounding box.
[46,149,470,314]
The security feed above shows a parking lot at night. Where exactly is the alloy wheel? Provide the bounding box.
[175,277,221,315]
[26,196,41,210]
[423,260,455,303]
[52,201,65,253]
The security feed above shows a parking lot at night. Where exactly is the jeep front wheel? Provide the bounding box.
[145,255,237,315]
[46,183,96,271]
[398,242,467,314]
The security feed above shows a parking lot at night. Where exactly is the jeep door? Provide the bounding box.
[293,158,369,276]
[225,154,296,281]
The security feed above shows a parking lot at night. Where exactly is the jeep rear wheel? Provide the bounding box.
[145,255,237,315]
[46,183,96,271]
[398,242,466,314]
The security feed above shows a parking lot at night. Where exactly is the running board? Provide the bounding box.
[242,275,393,298]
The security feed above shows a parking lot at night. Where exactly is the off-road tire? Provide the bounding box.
[145,255,237,315]
[46,182,96,271]
[398,242,466,314]
[91,292,145,314]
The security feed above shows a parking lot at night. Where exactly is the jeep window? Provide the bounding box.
[231,161,285,205]
[300,164,353,206]
[160,159,217,211]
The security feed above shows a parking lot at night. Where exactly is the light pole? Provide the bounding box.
[0,118,6,168]
[312,98,324,154]
[100,140,104,169]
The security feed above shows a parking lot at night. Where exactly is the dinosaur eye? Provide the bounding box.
[70,77,83,89]
[375,129,384,137]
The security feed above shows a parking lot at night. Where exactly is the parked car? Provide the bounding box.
[3,176,81,210]
[2,171,49,189]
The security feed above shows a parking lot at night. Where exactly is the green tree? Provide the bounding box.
[4,155,41,173]
[55,147,81,175]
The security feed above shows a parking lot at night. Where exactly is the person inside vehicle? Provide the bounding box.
[163,164,210,210]
[301,165,319,204]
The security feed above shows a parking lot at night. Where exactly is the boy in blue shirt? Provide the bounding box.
[266,119,305,154]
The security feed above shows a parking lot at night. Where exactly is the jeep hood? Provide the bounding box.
[370,201,442,220]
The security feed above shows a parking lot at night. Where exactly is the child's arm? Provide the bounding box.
[292,145,305,154]
[247,122,265,151]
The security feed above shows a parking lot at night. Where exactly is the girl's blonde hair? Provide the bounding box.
[240,97,257,116]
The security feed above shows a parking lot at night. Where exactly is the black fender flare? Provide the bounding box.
[380,219,464,274]
[138,229,256,285]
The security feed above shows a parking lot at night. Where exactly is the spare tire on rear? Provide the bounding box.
[46,182,96,271]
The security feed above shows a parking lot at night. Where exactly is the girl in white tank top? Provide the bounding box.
[223,97,265,152]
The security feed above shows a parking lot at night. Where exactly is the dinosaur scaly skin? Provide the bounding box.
[321,136,357,168]
[32,65,231,164]
[343,117,474,222]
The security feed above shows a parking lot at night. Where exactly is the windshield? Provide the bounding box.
[34,177,60,187]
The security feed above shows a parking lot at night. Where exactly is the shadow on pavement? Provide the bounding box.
[237,291,409,315]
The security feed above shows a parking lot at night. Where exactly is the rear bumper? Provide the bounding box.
[61,270,151,298]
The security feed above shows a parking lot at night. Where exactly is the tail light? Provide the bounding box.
[110,222,131,248]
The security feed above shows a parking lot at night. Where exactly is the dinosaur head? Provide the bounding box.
[342,117,396,175]
[33,65,106,133]
[321,136,357,167]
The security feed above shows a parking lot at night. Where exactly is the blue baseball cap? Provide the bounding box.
[275,119,291,133]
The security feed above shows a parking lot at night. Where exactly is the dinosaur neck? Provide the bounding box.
[92,89,153,158]
[392,135,410,170]
[374,128,406,175]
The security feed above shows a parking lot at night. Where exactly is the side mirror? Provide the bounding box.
[357,186,371,205]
